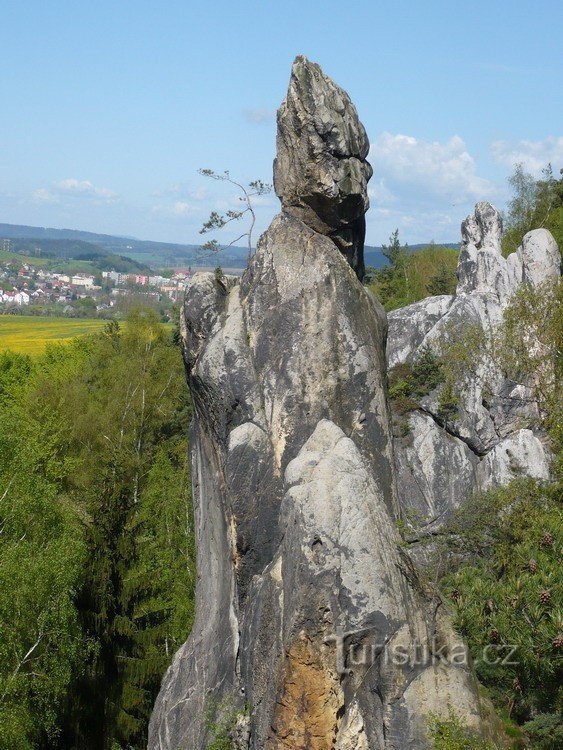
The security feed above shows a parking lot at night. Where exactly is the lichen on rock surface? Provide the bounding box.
[148,57,485,750]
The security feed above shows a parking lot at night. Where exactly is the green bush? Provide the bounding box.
[428,709,498,750]
[437,379,459,421]
[522,713,563,750]
[205,702,247,750]
[440,480,562,724]
[388,346,446,415]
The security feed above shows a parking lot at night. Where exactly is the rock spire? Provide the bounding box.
[148,58,486,750]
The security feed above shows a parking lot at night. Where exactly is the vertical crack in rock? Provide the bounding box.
[148,57,485,750]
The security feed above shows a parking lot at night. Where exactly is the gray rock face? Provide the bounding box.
[393,412,479,528]
[387,295,453,369]
[518,228,561,287]
[274,55,373,280]
[388,203,559,529]
[149,58,484,750]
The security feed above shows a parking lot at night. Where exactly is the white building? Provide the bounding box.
[1,290,30,305]
[149,275,168,287]
[102,271,122,284]
[71,274,95,288]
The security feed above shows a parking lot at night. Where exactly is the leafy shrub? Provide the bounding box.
[205,702,247,750]
[437,379,459,421]
[388,346,446,417]
[428,709,498,750]
[410,345,446,396]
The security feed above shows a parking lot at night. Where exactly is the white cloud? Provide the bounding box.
[32,187,58,204]
[153,183,210,201]
[151,200,195,218]
[369,132,496,205]
[52,178,118,201]
[365,203,459,245]
[243,107,275,124]
[491,136,563,177]
[171,201,192,216]
[363,131,501,244]
[29,179,117,207]
[249,193,274,207]
[368,179,397,205]
[188,186,210,201]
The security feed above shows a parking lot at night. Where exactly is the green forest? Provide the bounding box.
[0,313,195,749]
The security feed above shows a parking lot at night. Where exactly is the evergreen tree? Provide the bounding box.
[427,263,456,296]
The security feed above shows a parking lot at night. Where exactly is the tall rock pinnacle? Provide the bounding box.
[274,56,373,280]
[148,59,486,750]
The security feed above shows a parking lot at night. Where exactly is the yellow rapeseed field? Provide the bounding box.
[0,316,107,356]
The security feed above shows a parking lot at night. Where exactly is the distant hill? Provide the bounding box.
[0,231,151,274]
[0,223,136,244]
[0,223,243,268]
[365,243,459,270]
[0,224,459,271]
[7,237,116,260]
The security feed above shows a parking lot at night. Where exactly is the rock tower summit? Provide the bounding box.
[274,56,373,280]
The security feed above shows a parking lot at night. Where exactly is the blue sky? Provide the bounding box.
[1,0,562,246]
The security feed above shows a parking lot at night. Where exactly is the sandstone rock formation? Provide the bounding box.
[388,203,560,529]
[148,57,485,750]
[274,55,372,280]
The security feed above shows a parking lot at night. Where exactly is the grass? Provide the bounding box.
[0,316,107,355]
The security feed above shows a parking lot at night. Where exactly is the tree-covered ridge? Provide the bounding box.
[0,313,195,749]
[367,232,458,311]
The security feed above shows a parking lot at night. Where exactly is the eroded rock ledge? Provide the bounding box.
[148,57,484,750]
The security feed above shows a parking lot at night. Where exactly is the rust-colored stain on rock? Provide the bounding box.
[269,632,341,749]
